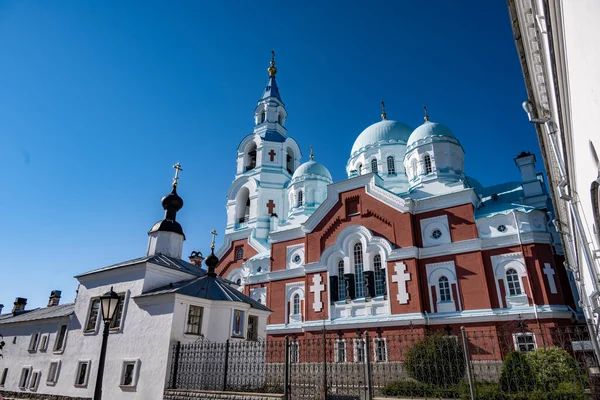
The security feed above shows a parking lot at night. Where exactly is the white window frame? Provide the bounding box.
[286,284,305,324]
[46,361,61,386]
[108,291,129,332]
[513,333,537,353]
[185,304,204,336]
[505,268,523,297]
[19,366,32,390]
[373,338,388,363]
[353,339,366,363]
[386,156,395,175]
[39,334,49,352]
[28,332,40,352]
[53,324,68,353]
[29,370,41,391]
[119,359,140,388]
[335,339,346,363]
[438,276,452,302]
[0,368,8,387]
[74,360,91,387]
[84,298,101,333]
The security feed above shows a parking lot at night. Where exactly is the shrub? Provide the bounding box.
[404,334,465,385]
[467,382,584,400]
[381,380,462,398]
[499,351,535,393]
[526,347,584,390]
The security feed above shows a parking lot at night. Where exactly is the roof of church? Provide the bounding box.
[474,181,536,217]
[406,120,458,150]
[76,253,205,278]
[261,76,282,102]
[291,159,332,183]
[0,303,74,325]
[351,119,413,156]
[137,275,271,312]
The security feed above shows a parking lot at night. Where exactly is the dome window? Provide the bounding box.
[357,163,362,175]
[386,156,395,175]
[371,159,378,174]
[297,190,303,207]
[424,155,433,174]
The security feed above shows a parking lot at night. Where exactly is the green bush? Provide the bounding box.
[468,382,584,400]
[499,351,535,393]
[404,334,465,385]
[381,380,462,398]
[526,347,584,390]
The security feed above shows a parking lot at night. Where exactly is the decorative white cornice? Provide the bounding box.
[412,188,479,214]
[270,226,304,243]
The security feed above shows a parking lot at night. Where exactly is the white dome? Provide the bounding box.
[291,160,332,183]
[351,120,413,156]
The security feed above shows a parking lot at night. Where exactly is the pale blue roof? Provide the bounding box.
[291,159,332,182]
[407,121,457,149]
[351,120,413,156]
[475,181,535,218]
[261,76,282,102]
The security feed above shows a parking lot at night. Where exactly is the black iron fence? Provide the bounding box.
[168,324,600,399]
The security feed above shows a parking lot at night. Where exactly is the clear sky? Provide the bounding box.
[0,1,539,309]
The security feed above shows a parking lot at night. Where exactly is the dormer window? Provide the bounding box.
[424,155,433,174]
[387,156,395,175]
[371,159,378,174]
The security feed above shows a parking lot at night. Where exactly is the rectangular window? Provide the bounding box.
[120,361,138,387]
[247,315,259,341]
[19,367,31,389]
[290,342,300,364]
[109,294,126,330]
[514,333,536,353]
[28,333,40,352]
[354,339,365,363]
[29,371,40,391]
[54,325,68,352]
[374,338,387,362]
[335,340,346,363]
[39,335,48,351]
[85,299,100,332]
[186,305,203,335]
[74,361,90,387]
[47,361,60,385]
[0,368,8,387]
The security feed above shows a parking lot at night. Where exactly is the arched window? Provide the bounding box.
[354,243,365,298]
[386,156,395,175]
[297,190,303,207]
[245,143,257,171]
[506,268,522,296]
[293,293,300,315]
[235,188,251,225]
[286,148,295,174]
[260,111,266,123]
[357,163,362,175]
[411,158,418,177]
[338,260,346,299]
[235,247,244,260]
[438,276,451,302]
[371,159,378,174]
[374,254,386,296]
[424,155,433,174]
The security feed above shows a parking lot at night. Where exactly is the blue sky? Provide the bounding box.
[0,1,538,309]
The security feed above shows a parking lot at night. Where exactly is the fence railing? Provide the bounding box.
[168,324,599,400]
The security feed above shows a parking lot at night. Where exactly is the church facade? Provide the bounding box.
[215,54,578,340]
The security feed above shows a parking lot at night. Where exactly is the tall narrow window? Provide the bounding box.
[47,362,60,385]
[335,340,346,363]
[186,305,203,335]
[374,339,387,362]
[357,164,362,175]
[0,368,7,387]
[387,156,395,175]
[246,142,257,171]
[354,339,365,363]
[371,159,378,174]
[354,243,365,298]
[424,155,432,174]
[374,255,386,296]
[439,276,451,302]
[411,158,418,177]
[85,299,100,332]
[54,325,68,352]
[338,260,346,300]
[19,368,30,389]
[28,333,39,352]
[286,148,295,173]
[260,111,266,123]
[29,371,40,390]
[297,190,303,207]
[75,361,90,387]
[293,294,300,315]
[247,315,259,341]
[506,268,522,296]
[109,294,126,330]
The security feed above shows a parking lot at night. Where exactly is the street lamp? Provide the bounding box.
[93,287,121,400]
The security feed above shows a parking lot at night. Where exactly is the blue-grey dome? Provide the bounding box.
[407,121,457,149]
[291,160,332,183]
[351,120,413,156]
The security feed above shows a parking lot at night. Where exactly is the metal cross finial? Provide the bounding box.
[210,229,218,250]
[381,100,387,120]
[172,163,183,187]
[310,145,314,160]
[423,105,430,121]
[271,49,275,62]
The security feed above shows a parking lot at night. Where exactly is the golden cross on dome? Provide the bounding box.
[210,229,218,250]
[268,49,277,77]
[381,100,387,120]
[172,163,183,187]
[423,105,430,121]
[310,145,314,160]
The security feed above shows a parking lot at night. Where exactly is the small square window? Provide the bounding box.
[74,361,91,387]
[46,361,61,386]
[120,360,139,387]
[54,324,68,352]
[29,370,41,391]
[0,368,8,387]
[514,333,537,353]
[19,367,31,389]
[28,333,40,352]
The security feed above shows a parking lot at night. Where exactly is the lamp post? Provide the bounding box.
[93,287,121,400]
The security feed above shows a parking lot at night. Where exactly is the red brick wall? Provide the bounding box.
[388,258,424,314]
[270,237,305,272]
[216,238,257,278]
[414,203,478,246]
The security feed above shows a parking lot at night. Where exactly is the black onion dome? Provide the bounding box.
[205,251,219,276]
[161,187,184,211]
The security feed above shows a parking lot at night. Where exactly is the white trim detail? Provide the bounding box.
[391,262,411,304]
[310,274,325,312]
[543,263,558,294]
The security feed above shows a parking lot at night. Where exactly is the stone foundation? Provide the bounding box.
[164,389,284,400]
[0,391,90,400]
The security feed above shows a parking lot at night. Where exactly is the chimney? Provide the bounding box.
[0,304,4,314]
[48,290,62,307]
[514,151,537,181]
[188,251,204,267]
[12,297,27,313]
